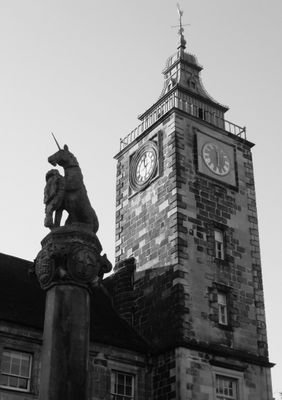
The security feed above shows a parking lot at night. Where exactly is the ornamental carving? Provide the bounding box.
[35,248,55,287]
[35,227,112,290]
[68,245,100,284]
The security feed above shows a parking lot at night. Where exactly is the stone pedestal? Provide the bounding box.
[35,226,111,400]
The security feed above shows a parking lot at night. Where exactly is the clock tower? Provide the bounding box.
[114,15,273,400]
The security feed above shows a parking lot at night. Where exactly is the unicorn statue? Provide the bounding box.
[44,136,99,234]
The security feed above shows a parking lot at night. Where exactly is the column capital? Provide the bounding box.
[35,225,112,290]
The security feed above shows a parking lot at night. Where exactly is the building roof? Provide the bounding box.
[0,253,148,353]
[138,19,228,121]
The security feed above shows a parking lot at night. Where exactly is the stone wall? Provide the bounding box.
[89,344,149,400]
[152,350,176,400]
[114,108,270,362]
[115,114,179,269]
[0,322,149,400]
[171,111,268,358]
[0,323,41,400]
[176,347,273,400]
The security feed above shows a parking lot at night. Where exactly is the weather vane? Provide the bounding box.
[171,3,190,36]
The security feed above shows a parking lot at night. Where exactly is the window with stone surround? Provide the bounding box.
[0,350,32,392]
[216,375,238,400]
[218,292,228,326]
[209,283,232,329]
[214,229,225,260]
[111,370,135,400]
[212,365,244,400]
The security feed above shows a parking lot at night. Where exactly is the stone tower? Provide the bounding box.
[114,18,273,400]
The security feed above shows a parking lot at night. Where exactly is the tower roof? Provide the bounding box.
[118,7,246,152]
[139,6,228,121]
[157,48,229,112]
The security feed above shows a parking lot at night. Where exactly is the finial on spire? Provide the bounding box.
[176,3,187,49]
[177,3,184,34]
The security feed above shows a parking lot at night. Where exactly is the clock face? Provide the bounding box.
[129,142,159,192]
[136,150,156,184]
[202,142,231,176]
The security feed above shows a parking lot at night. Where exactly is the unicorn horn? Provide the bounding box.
[51,132,61,150]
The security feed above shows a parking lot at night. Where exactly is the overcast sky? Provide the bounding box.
[0,0,281,397]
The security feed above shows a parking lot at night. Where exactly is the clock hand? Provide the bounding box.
[215,148,219,168]
[139,159,145,175]
[144,154,149,167]
[219,150,223,168]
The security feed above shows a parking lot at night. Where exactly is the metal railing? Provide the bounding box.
[120,93,246,151]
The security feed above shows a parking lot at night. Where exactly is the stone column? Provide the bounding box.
[35,226,111,400]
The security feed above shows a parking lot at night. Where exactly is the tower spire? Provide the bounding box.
[176,3,187,49]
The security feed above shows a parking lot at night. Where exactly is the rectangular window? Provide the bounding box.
[216,375,238,400]
[215,230,224,260]
[111,370,134,400]
[218,292,228,325]
[0,350,32,392]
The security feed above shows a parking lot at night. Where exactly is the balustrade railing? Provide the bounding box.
[120,93,246,150]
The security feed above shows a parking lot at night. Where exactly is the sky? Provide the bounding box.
[0,0,281,397]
